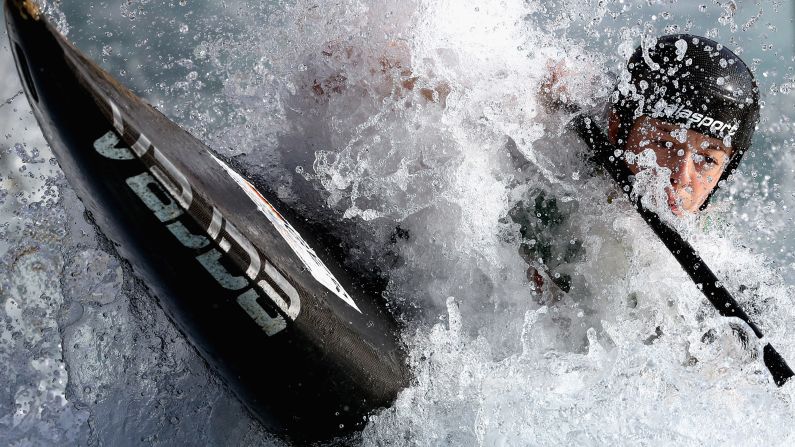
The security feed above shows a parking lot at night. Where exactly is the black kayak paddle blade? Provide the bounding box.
[4,0,409,440]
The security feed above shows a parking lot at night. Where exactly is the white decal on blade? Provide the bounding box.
[98,102,298,335]
[209,154,362,313]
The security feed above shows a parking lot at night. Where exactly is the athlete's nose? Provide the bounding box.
[669,147,695,190]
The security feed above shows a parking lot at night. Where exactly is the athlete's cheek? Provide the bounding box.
[699,166,722,187]
[684,178,715,211]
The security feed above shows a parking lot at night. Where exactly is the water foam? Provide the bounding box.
[3,0,795,445]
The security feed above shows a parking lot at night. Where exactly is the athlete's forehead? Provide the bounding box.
[635,116,734,156]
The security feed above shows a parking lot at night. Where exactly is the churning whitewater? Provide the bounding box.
[2,0,795,445]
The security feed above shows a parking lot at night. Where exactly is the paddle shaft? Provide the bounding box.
[571,114,793,386]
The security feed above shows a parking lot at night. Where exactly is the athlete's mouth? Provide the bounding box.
[666,188,683,216]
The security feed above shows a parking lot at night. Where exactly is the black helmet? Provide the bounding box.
[611,34,760,209]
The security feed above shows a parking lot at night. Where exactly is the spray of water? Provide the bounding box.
[3,0,795,445]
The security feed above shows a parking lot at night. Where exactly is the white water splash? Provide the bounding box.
[3,0,795,445]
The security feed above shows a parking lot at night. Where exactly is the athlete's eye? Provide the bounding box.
[699,153,718,165]
[694,153,718,170]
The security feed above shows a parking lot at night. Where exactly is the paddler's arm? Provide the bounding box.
[312,39,451,106]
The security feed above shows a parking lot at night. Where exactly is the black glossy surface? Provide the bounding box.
[4,0,408,440]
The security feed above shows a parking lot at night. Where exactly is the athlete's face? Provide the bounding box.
[621,116,733,216]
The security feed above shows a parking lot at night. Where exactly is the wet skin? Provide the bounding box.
[610,115,733,216]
